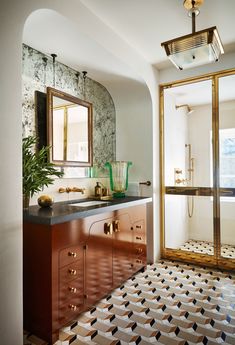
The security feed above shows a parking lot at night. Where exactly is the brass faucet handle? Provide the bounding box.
[71,187,86,194]
[58,187,85,194]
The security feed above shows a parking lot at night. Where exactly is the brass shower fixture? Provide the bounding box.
[175,104,194,114]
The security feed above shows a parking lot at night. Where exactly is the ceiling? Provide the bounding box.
[166,75,235,106]
[23,0,235,101]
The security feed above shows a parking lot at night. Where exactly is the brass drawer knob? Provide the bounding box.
[136,248,143,254]
[104,222,113,235]
[68,251,77,258]
[68,269,77,275]
[113,220,120,232]
[136,236,142,240]
[69,304,77,311]
[136,225,142,229]
[69,286,77,293]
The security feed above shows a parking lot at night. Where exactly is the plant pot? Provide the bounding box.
[23,194,30,210]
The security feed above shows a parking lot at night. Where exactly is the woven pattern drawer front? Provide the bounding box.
[59,275,84,306]
[59,298,84,324]
[59,245,82,268]
[59,260,83,284]
[133,220,145,243]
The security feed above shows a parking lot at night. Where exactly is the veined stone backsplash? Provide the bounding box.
[22,44,116,177]
[22,44,116,204]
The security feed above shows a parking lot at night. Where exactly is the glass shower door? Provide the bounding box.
[161,78,216,265]
[218,73,235,267]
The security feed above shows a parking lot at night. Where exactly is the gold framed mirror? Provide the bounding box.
[47,87,93,167]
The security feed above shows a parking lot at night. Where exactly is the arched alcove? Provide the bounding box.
[23,8,153,183]
[0,3,158,344]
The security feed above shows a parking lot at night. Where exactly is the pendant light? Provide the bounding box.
[82,71,87,99]
[161,0,224,70]
[51,53,57,87]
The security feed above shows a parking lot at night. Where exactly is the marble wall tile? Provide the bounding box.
[22,44,116,177]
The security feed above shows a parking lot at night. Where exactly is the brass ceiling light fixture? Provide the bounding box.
[161,0,224,70]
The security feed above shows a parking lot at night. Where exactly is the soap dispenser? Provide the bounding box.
[95,182,102,197]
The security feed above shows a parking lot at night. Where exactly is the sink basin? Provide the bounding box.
[69,200,110,207]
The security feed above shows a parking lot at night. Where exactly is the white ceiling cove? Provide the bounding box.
[23,0,235,101]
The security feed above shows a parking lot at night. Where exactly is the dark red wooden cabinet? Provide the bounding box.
[23,204,147,344]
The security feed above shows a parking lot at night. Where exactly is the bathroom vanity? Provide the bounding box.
[23,196,151,344]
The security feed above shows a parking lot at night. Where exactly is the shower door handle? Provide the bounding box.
[165,186,200,195]
[220,189,234,196]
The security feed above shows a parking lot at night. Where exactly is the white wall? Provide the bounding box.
[164,92,189,248]
[0,3,26,344]
[115,81,152,183]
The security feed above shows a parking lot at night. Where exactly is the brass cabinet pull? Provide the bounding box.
[104,222,113,235]
[113,220,120,232]
[139,181,151,186]
[69,304,77,311]
[68,251,77,258]
[136,225,142,229]
[136,248,143,254]
[136,236,142,240]
[68,269,77,275]
[69,287,77,293]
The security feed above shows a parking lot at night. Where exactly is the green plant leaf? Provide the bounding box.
[22,136,64,198]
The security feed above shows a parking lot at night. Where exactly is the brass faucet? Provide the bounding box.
[58,187,85,194]
[175,178,187,185]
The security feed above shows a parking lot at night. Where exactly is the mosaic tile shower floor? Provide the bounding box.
[179,240,235,259]
[24,260,235,345]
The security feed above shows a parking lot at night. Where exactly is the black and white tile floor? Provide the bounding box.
[179,240,235,259]
[24,260,235,345]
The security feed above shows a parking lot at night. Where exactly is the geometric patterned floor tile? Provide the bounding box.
[24,260,235,345]
[179,239,235,259]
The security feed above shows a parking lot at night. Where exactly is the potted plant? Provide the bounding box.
[22,135,64,209]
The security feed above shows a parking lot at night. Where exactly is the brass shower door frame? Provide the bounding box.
[160,68,235,271]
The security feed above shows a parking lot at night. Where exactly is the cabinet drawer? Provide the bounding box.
[133,256,147,270]
[59,245,83,268]
[133,220,145,240]
[59,277,84,306]
[134,233,145,244]
[59,298,84,325]
[59,261,83,284]
[134,243,146,256]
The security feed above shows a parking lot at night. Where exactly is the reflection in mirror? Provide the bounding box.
[47,87,93,167]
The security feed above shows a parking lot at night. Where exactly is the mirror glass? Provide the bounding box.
[47,87,93,167]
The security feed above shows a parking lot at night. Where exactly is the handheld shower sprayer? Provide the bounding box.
[185,143,194,217]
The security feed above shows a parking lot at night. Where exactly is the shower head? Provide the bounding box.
[175,104,194,114]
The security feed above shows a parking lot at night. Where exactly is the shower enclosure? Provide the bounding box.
[160,69,235,270]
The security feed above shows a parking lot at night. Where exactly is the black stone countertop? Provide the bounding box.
[23,196,152,225]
